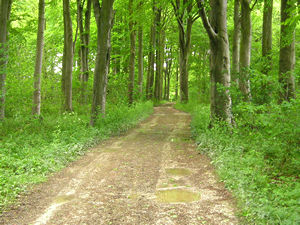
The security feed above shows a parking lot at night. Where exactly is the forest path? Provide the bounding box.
[0,104,238,225]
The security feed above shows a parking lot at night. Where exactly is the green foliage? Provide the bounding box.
[175,100,300,224]
[0,101,153,212]
[1,0,299,221]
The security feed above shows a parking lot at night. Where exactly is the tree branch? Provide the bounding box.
[192,13,200,23]
[171,0,185,33]
[250,0,258,11]
[196,0,217,41]
[171,0,183,22]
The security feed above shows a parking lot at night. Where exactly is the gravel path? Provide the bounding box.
[0,104,238,225]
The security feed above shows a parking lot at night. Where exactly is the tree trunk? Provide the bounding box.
[137,0,143,97]
[78,0,91,104]
[62,0,73,112]
[164,67,167,99]
[163,57,167,100]
[167,70,170,101]
[163,55,168,100]
[159,30,165,100]
[232,0,240,83]
[178,43,189,103]
[32,0,45,116]
[165,51,172,101]
[154,8,162,101]
[239,0,252,101]
[138,22,143,97]
[146,0,156,100]
[146,21,156,99]
[278,0,296,102]
[172,0,194,103]
[262,0,273,74]
[113,15,121,75]
[128,0,136,106]
[90,0,114,126]
[175,62,179,100]
[197,0,234,125]
[0,0,12,120]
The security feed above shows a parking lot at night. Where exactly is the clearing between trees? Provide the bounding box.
[0,104,238,225]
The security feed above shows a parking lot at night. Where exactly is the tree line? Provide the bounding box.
[0,0,298,126]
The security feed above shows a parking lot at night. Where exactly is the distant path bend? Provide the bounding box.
[0,104,238,225]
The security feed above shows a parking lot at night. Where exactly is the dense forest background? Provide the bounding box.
[0,0,299,224]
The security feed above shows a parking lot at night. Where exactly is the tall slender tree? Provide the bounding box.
[239,0,258,101]
[32,0,45,116]
[62,0,73,112]
[112,15,122,75]
[77,0,92,104]
[146,0,156,100]
[90,0,115,126]
[278,0,296,102]
[232,0,241,83]
[239,0,252,101]
[171,0,199,103]
[175,57,179,100]
[128,0,136,105]
[155,8,170,101]
[197,0,234,125]
[154,7,162,101]
[262,0,273,74]
[137,1,144,97]
[164,46,172,101]
[0,0,12,120]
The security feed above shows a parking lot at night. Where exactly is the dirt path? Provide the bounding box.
[0,104,238,225]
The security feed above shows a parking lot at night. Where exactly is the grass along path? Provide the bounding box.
[0,102,153,213]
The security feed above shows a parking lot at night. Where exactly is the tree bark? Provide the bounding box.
[113,15,121,75]
[175,61,179,100]
[0,0,12,120]
[128,0,136,106]
[167,69,170,100]
[232,0,240,83]
[154,8,162,101]
[278,0,296,102]
[164,66,167,99]
[262,0,273,74]
[78,0,91,104]
[90,0,114,126]
[172,0,195,103]
[239,0,252,101]
[62,0,73,112]
[164,48,172,101]
[32,0,45,116]
[159,30,165,100]
[146,21,156,99]
[137,2,143,97]
[138,24,143,97]
[197,0,234,125]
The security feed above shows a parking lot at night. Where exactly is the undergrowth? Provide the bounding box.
[0,101,153,212]
[175,99,300,225]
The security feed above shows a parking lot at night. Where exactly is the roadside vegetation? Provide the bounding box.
[176,96,300,224]
[0,101,153,212]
